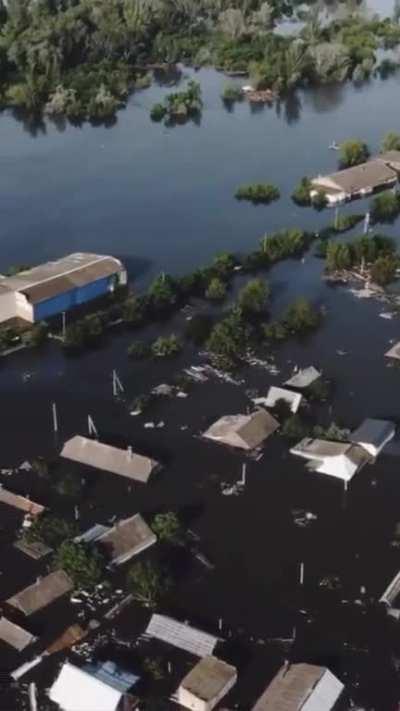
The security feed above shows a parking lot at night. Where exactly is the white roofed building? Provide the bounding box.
[290,438,370,482]
[254,386,302,414]
[49,661,138,711]
[177,656,237,711]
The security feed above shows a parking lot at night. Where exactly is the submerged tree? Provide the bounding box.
[339,138,370,167]
[127,561,171,609]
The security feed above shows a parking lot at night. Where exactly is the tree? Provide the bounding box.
[339,139,370,167]
[205,277,227,301]
[235,183,280,204]
[22,322,48,347]
[127,561,171,609]
[326,242,352,272]
[211,252,236,279]
[26,515,77,549]
[123,295,147,326]
[370,191,400,224]
[370,255,397,286]
[148,274,178,312]
[206,307,251,370]
[151,512,182,544]
[238,278,269,314]
[54,541,105,589]
[283,298,320,333]
[292,176,311,206]
[128,340,151,359]
[381,131,400,152]
[151,334,182,357]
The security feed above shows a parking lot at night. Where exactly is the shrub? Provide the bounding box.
[151,512,182,543]
[150,103,167,121]
[238,278,269,314]
[370,191,400,224]
[292,176,312,206]
[127,561,171,609]
[381,131,400,152]
[312,190,328,211]
[222,84,243,102]
[128,341,151,359]
[151,334,182,358]
[205,277,227,301]
[235,183,280,204]
[370,255,398,285]
[25,515,77,549]
[339,139,370,167]
[54,541,105,589]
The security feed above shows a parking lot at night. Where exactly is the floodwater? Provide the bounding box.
[2,41,400,711]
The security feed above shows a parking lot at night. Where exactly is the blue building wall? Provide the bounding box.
[33,275,114,321]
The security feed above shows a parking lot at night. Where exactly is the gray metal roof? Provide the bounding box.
[96,514,156,566]
[61,436,158,483]
[145,614,220,657]
[251,663,344,711]
[350,418,395,449]
[179,656,237,702]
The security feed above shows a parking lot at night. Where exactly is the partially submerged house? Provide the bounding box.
[144,613,220,657]
[0,486,44,516]
[0,616,36,652]
[349,418,395,458]
[290,438,370,482]
[177,655,237,711]
[377,150,400,172]
[285,367,321,389]
[49,660,139,711]
[385,341,400,360]
[251,663,344,710]
[202,409,279,451]
[6,570,73,618]
[310,160,397,205]
[255,386,302,414]
[61,435,159,484]
[96,513,156,566]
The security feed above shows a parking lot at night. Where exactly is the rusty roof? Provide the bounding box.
[251,663,343,711]
[6,570,73,616]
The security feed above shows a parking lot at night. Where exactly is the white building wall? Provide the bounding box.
[15,293,34,323]
[0,291,17,323]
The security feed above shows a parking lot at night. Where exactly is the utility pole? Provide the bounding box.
[88,415,98,438]
[363,211,370,235]
[112,369,124,397]
[62,311,66,341]
[52,402,58,434]
[299,561,305,586]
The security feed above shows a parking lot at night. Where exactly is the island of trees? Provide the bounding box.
[2,0,400,121]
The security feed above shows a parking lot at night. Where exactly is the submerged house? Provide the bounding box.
[144,613,220,658]
[6,570,73,619]
[310,160,397,205]
[251,663,344,710]
[285,367,321,389]
[290,438,370,482]
[96,513,156,567]
[0,617,36,652]
[255,386,303,414]
[202,409,279,451]
[349,418,395,458]
[49,660,139,711]
[177,655,237,711]
[0,253,127,324]
[61,435,159,484]
[376,150,400,172]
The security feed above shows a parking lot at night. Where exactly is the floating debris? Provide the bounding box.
[152,383,174,397]
[292,509,317,528]
[19,461,32,472]
[380,312,395,320]
[144,422,155,429]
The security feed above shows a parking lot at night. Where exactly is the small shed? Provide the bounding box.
[6,570,73,617]
[145,614,220,657]
[96,514,156,566]
[177,656,237,711]
[202,410,279,451]
[61,435,158,484]
[350,418,395,458]
[285,367,321,389]
[251,663,344,710]
[255,386,302,414]
[49,660,137,711]
[0,617,36,651]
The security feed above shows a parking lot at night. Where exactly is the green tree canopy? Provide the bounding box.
[127,561,171,609]
[381,131,400,152]
[54,540,105,589]
[339,138,370,167]
[238,278,269,314]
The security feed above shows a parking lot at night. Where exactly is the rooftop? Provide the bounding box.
[350,418,395,452]
[0,617,36,651]
[0,485,44,516]
[251,663,344,711]
[96,513,156,566]
[203,409,279,451]
[257,386,302,414]
[6,570,73,616]
[377,150,400,166]
[179,655,237,702]
[61,435,158,484]
[49,661,124,711]
[385,341,400,360]
[284,367,321,389]
[312,160,397,194]
[145,613,220,657]
[2,253,124,304]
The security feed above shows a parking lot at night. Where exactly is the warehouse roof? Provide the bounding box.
[3,253,124,304]
[97,514,156,566]
[61,436,158,484]
[312,161,396,194]
[203,409,279,450]
[251,663,344,710]
[6,570,73,616]
[0,485,44,516]
[0,617,36,651]
[49,662,123,711]
[145,614,220,657]
[179,656,237,702]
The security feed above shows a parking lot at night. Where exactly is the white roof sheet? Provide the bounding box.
[385,341,400,359]
[285,367,321,389]
[145,614,219,657]
[256,387,302,414]
[302,669,344,711]
[49,662,122,711]
[0,617,35,651]
[61,436,158,483]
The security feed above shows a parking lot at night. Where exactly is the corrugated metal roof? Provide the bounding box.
[251,664,343,711]
[6,570,73,616]
[50,662,122,711]
[179,656,237,702]
[145,614,220,657]
[96,514,156,566]
[0,617,36,651]
[61,436,158,484]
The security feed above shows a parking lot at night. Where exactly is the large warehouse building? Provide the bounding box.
[0,253,127,324]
